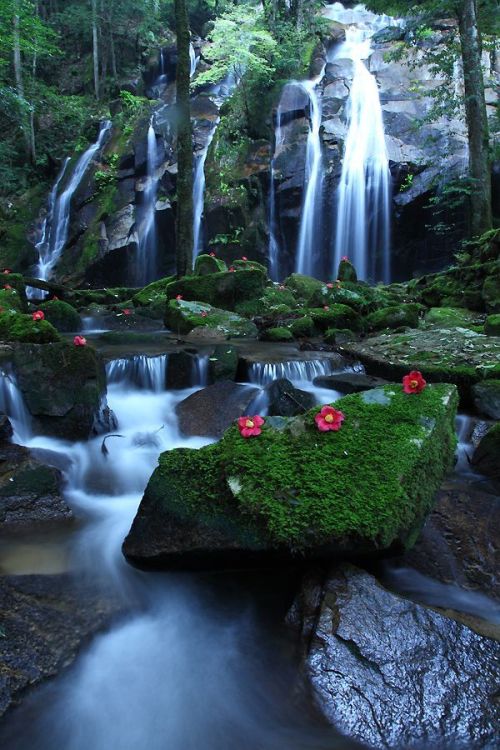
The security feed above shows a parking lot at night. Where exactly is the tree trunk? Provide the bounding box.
[13,3,32,159]
[174,0,194,278]
[92,0,99,100]
[457,0,492,236]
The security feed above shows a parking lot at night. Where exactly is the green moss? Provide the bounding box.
[283,273,324,305]
[324,328,357,345]
[0,311,60,343]
[309,304,362,332]
[366,304,420,332]
[337,259,358,283]
[194,254,228,275]
[425,307,485,332]
[165,299,258,339]
[38,300,82,332]
[290,316,316,338]
[234,285,297,318]
[0,185,45,271]
[482,272,500,312]
[231,259,267,274]
[142,384,457,552]
[166,268,267,311]
[484,314,500,336]
[0,287,25,313]
[260,326,294,342]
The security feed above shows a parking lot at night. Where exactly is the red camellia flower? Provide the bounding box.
[32,310,44,321]
[323,305,330,311]
[200,311,207,317]
[341,256,349,262]
[176,294,183,301]
[52,295,59,301]
[402,370,426,395]
[229,266,235,273]
[123,308,131,315]
[4,284,12,290]
[3,269,10,274]
[242,256,248,261]
[238,415,265,438]
[73,335,87,347]
[209,252,216,257]
[315,406,345,433]
[326,282,334,289]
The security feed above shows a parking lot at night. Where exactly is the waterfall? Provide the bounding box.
[332,23,391,283]
[268,103,283,281]
[136,121,159,285]
[191,353,209,387]
[0,369,32,443]
[248,358,337,386]
[189,43,199,78]
[106,355,168,392]
[192,124,218,256]
[294,70,326,277]
[35,121,112,282]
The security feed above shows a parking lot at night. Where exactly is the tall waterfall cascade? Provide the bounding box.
[33,121,112,283]
[328,3,394,283]
[136,120,160,286]
[268,103,284,281]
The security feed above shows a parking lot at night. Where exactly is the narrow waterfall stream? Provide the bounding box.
[268,102,283,281]
[0,356,361,750]
[193,124,218,256]
[136,120,160,285]
[33,121,112,283]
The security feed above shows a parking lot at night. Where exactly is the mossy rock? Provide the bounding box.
[340,328,500,404]
[68,287,137,308]
[234,285,297,318]
[207,345,239,382]
[283,274,324,305]
[337,259,357,283]
[231,259,267,274]
[0,287,25,314]
[132,276,176,320]
[309,304,362,332]
[12,341,106,440]
[290,316,316,338]
[123,384,458,569]
[194,254,227,275]
[166,268,267,311]
[309,283,376,313]
[472,380,500,420]
[425,307,484,333]
[484,314,500,336]
[0,311,60,343]
[482,272,500,313]
[365,304,420,332]
[38,300,82,333]
[324,328,357,345]
[260,326,294,342]
[165,299,258,339]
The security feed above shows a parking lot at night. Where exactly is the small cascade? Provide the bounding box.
[248,358,337,386]
[332,10,392,282]
[294,70,326,277]
[0,370,32,443]
[455,414,476,475]
[35,120,112,282]
[106,355,168,392]
[191,354,209,387]
[268,103,283,281]
[189,42,199,78]
[136,120,159,285]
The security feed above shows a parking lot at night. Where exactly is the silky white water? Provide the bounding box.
[268,102,284,281]
[35,121,112,282]
[332,16,391,282]
[136,120,159,285]
[193,122,219,255]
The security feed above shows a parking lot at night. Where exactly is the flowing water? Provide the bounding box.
[268,102,284,281]
[193,124,218,255]
[136,120,159,285]
[33,121,112,283]
[189,42,199,77]
[0,357,361,750]
[330,8,392,283]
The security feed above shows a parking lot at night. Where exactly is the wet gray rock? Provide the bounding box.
[176,381,258,438]
[266,378,315,417]
[0,574,123,717]
[473,380,500,420]
[472,423,500,487]
[313,372,389,394]
[304,565,500,749]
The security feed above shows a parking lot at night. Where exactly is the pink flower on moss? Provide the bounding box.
[323,305,330,311]
[176,294,183,301]
[402,370,426,395]
[242,256,248,261]
[3,269,11,274]
[4,284,12,290]
[314,406,345,432]
[123,308,132,315]
[32,310,44,321]
[237,415,265,438]
[229,266,235,273]
[326,282,334,289]
[341,256,349,262]
[200,310,208,317]
[209,252,216,257]
[73,335,87,347]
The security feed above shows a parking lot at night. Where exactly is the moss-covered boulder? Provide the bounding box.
[165,299,258,339]
[283,274,324,305]
[132,276,175,319]
[0,276,27,313]
[484,314,500,336]
[482,272,500,312]
[290,316,316,338]
[340,328,500,403]
[337,259,357,283]
[123,384,458,569]
[260,326,294,342]
[366,304,420,332]
[11,342,106,440]
[231,259,267,274]
[472,380,500,420]
[425,307,484,332]
[38,300,81,333]
[0,310,60,343]
[207,345,239,382]
[166,268,267,311]
[194,254,227,275]
[309,304,362,332]
[324,328,357,345]
[234,285,297,318]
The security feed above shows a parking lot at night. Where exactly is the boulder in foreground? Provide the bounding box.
[123,384,458,569]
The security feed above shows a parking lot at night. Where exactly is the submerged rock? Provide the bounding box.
[123,384,458,569]
[266,379,315,417]
[301,565,500,749]
[176,381,259,438]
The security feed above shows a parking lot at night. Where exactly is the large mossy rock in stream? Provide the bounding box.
[339,328,500,404]
[132,276,175,320]
[296,565,500,750]
[123,384,458,569]
[365,303,420,332]
[11,342,106,440]
[165,268,267,311]
[38,300,82,333]
[0,574,123,717]
[165,299,258,339]
[0,311,60,344]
